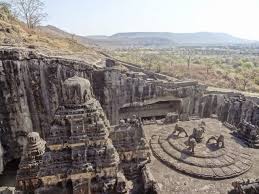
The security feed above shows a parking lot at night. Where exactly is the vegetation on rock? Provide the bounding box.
[0,3,103,64]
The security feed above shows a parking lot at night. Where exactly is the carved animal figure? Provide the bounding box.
[188,138,196,154]
[207,135,225,148]
[188,127,205,143]
[172,124,188,137]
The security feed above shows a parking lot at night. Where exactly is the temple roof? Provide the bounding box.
[63,76,93,105]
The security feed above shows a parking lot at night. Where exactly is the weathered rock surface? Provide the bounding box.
[16,132,46,192]
[16,76,130,194]
[0,187,15,194]
[0,48,207,171]
[1,47,258,193]
[144,119,259,194]
[110,117,151,192]
[198,93,259,128]
[150,122,253,179]
[0,48,96,169]
[103,66,206,124]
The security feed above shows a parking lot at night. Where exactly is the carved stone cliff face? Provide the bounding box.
[0,48,96,168]
[102,68,206,124]
[198,93,259,128]
[0,48,207,171]
[1,47,259,194]
[32,76,129,194]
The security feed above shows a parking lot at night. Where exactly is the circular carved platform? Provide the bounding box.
[150,121,253,180]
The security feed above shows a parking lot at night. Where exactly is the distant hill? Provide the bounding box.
[38,25,74,39]
[87,32,256,48]
[39,25,98,47]
[40,25,257,49]
[113,32,250,44]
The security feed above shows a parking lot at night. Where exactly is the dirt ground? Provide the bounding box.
[143,118,259,194]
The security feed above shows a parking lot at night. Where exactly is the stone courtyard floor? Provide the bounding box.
[143,118,259,194]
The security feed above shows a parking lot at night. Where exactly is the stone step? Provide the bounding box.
[159,138,235,168]
[150,134,253,180]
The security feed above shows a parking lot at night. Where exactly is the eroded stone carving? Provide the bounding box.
[187,138,196,154]
[234,119,259,148]
[16,76,130,194]
[110,115,151,191]
[163,112,178,124]
[188,127,205,144]
[16,132,46,193]
[1,48,259,193]
[150,119,253,179]
[172,123,188,137]
[207,135,225,148]
[229,179,259,194]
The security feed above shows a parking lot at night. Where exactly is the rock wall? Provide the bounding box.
[0,48,96,166]
[102,68,206,124]
[198,93,259,127]
[0,48,209,175]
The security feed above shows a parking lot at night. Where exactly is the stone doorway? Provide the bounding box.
[119,100,181,121]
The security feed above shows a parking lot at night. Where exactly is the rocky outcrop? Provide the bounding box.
[109,117,151,193]
[0,48,96,169]
[229,179,259,194]
[102,66,206,124]
[17,76,130,194]
[0,187,15,194]
[0,48,207,171]
[110,117,150,178]
[141,165,159,194]
[197,93,259,128]
[1,47,259,193]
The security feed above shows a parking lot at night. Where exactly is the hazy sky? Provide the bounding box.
[44,0,259,40]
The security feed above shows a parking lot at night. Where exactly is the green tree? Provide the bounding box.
[186,49,192,70]
[237,68,256,91]
[241,61,254,69]
[204,58,213,75]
